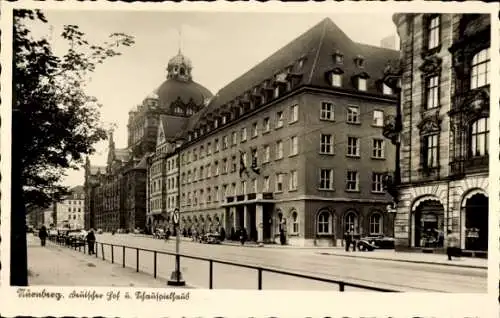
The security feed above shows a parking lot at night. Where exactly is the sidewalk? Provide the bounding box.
[316,249,488,269]
[27,236,193,288]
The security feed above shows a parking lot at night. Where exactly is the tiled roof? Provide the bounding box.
[184,17,398,134]
[69,185,84,194]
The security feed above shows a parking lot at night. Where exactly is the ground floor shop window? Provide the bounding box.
[413,199,445,248]
[464,192,488,251]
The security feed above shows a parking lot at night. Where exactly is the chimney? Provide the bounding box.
[380,35,399,50]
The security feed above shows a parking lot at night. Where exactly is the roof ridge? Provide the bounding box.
[306,19,328,84]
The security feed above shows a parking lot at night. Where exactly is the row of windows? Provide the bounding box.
[184,104,298,163]
[317,211,384,235]
[329,73,393,95]
[181,136,385,185]
[150,196,178,211]
[150,157,179,176]
[424,49,489,110]
[67,207,82,212]
[150,176,179,194]
[422,117,489,169]
[67,199,83,205]
[183,104,386,165]
[181,170,385,207]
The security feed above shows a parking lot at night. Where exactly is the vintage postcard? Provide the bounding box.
[0,1,498,317]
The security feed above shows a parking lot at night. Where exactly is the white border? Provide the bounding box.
[1,2,498,317]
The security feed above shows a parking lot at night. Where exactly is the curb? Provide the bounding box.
[316,252,488,269]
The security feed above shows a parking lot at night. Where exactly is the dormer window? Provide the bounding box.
[274,86,280,98]
[358,78,367,91]
[298,59,304,69]
[214,118,219,128]
[186,108,193,115]
[180,68,186,76]
[383,83,393,95]
[188,134,192,142]
[222,115,227,124]
[334,51,344,64]
[354,55,365,68]
[332,73,342,87]
[194,131,198,138]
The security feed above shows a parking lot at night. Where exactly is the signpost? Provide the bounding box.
[167,206,185,286]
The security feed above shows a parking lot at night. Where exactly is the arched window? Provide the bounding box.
[470,117,489,157]
[344,211,358,233]
[291,211,299,234]
[369,212,383,235]
[470,48,490,89]
[317,211,331,234]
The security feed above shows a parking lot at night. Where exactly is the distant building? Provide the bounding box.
[391,14,490,254]
[84,133,148,232]
[55,186,85,229]
[144,18,399,246]
[380,35,399,50]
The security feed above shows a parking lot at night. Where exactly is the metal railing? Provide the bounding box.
[49,237,398,292]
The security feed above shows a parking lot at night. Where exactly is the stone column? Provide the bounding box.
[231,206,237,230]
[256,204,264,243]
[243,205,249,230]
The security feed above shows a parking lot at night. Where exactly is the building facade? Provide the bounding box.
[391,14,490,254]
[142,18,399,246]
[84,132,148,232]
[54,186,85,229]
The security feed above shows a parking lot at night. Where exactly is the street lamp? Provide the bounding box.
[167,142,185,286]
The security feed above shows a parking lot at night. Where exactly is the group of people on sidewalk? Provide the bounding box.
[37,225,97,255]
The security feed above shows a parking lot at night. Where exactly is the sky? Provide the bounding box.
[28,10,399,187]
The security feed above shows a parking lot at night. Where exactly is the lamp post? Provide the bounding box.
[167,143,185,286]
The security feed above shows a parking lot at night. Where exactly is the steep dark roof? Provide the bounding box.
[155,78,213,111]
[159,114,190,141]
[185,17,398,133]
[69,185,84,195]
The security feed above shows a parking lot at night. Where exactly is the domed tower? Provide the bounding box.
[155,50,213,116]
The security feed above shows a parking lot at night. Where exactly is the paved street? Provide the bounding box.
[94,233,486,292]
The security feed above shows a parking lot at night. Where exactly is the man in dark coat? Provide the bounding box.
[39,226,48,247]
[87,229,96,255]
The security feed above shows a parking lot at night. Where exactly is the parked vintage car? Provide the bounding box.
[356,239,376,251]
[362,235,395,249]
[47,228,58,239]
[154,228,166,239]
[200,233,221,244]
[96,228,103,234]
[62,229,87,247]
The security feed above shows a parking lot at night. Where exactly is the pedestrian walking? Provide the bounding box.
[240,228,247,245]
[344,229,351,252]
[446,230,460,261]
[87,228,96,255]
[350,225,357,252]
[39,226,48,247]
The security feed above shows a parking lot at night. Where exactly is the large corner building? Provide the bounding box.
[391,14,490,255]
[144,18,400,246]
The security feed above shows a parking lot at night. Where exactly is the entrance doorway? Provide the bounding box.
[412,200,445,248]
[464,193,488,251]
